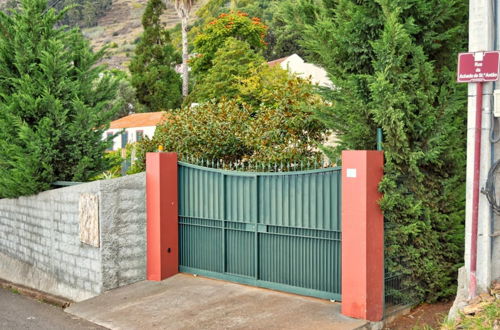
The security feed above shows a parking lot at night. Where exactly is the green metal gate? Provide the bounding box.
[178,162,342,300]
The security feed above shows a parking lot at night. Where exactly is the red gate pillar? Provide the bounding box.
[146,152,179,281]
[341,150,384,321]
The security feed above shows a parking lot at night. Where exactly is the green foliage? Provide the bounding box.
[148,13,327,173]
[8,0,114,28]
[191,36,326,112]
[133,96,325,173]
[66,0,111,28]
[193,0,321,60]
[442,298,500,329]
[91,149,123,180]
[133,64,327,172]
[0,0,119,198]
[93,142,142,178]
[189,37,265,102]
[304,0,467,302]
[191,11,267,75]
[106,70,146,119]
[240,0,318,60]
[195,0,225,20]
[81,0,98,26]
[129,0,182,111]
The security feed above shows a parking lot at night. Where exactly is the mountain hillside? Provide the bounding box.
[81,0,207,70]
[0,0,207,70]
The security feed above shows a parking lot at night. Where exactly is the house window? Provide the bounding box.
[121,131,128,148]
[136,130,144,142]
[106,132,114,151]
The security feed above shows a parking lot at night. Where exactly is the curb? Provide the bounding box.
[352,304,413,330]
[0,278,72,308]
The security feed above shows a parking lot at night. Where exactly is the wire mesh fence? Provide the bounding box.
[384,272,414,307]
[384,221,418,310]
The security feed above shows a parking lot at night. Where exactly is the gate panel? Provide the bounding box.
[225,176,256,222]
[225,228,255,277]
[259,228,341,294]
[178,162,342,300]
[179,217,223,272]
[258,171,341,231]
[224,175,256,277]
[178,166,224,272]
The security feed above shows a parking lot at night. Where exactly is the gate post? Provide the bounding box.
[146,152,179,281]
[341,150,384,321]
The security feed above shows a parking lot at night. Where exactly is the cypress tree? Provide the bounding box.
[370,2,466,302]
[0,0,119,198]
[129,0,182,111]
[303,0,467,301]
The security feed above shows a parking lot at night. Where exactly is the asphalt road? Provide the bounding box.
[0,287,106,330]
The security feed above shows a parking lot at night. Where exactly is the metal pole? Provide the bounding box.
[377,128,383,151]
[469,81,483,299]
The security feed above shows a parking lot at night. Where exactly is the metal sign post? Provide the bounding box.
[457,50,500,299]
[457,51,500,83]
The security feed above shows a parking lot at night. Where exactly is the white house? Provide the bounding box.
[269,54,338,149]
[103,112,165,151]
[268,54,334,89]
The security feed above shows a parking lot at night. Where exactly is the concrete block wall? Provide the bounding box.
[0,172,146,301]
[99,173,147,291]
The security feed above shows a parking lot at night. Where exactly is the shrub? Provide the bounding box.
[0,0,119,198]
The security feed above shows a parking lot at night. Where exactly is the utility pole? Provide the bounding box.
[465,0,495,295]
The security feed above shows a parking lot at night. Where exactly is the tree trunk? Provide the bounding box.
[181,15,189,97]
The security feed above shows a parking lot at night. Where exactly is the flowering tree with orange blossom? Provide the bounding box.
[191,11,267,75]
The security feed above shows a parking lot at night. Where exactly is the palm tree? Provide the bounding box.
[170,0,196,97]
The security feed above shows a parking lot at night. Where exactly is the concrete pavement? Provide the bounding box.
[0,287,105,330]
[66,273,368,330]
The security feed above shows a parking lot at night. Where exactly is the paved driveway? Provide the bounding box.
[66,274,367,330]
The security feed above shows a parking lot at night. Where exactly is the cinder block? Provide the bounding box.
[92,283,101,294]
[78,258,91,270]
[90,260,101,272]
[121,269,141,279]
[79,269,89,281]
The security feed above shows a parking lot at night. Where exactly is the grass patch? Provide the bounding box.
[10,288,19,295]
[82,26,105,39]
[120,44,136,52]
[441,300,499,330]
[131,2,143,9]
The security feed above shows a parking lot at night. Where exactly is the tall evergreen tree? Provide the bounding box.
[370,3,466,302]
[301,0,468,302]
[130,0,182,111]
[0,0,119,198]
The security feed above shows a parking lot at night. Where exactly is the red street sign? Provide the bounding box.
[457,51,500,83]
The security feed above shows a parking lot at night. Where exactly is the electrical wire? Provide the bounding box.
[481,158,500,214]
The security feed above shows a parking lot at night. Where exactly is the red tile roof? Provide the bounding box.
[267,56,289,67]
[110,112,166,129]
